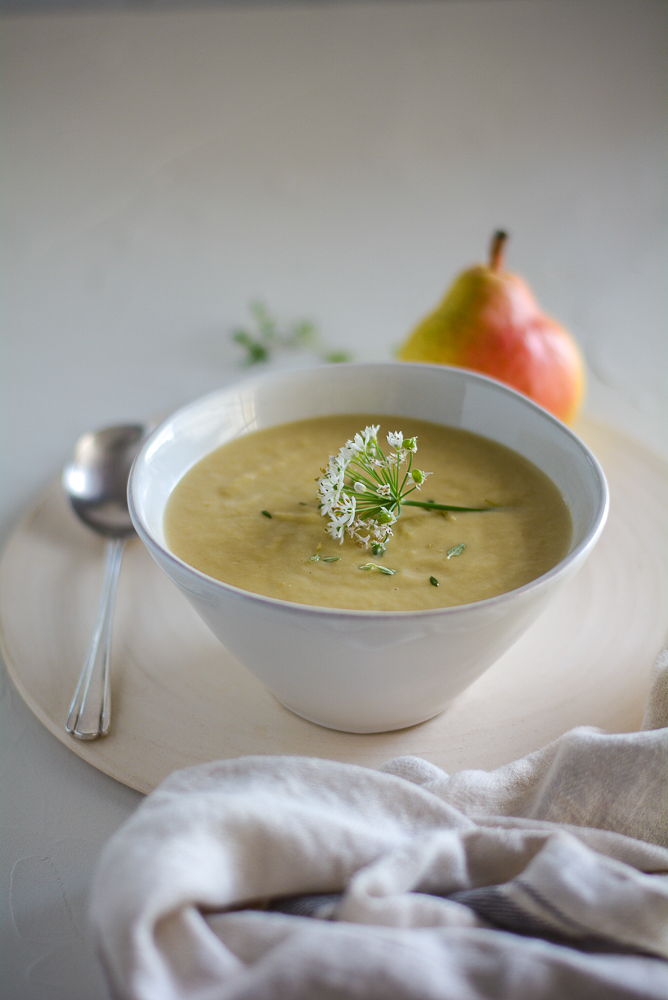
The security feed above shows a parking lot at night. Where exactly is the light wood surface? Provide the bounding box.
[1,417,666,795]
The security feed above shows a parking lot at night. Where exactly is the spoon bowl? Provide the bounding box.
[63,423,146,739]
[63,425,145,537]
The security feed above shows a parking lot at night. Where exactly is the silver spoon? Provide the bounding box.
[62,424,146,740]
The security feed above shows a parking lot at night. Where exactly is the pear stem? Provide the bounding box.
[489,230,508,272]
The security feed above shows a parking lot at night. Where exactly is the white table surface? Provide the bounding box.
[1,3,666,997]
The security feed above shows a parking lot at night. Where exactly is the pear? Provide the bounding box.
[398,231,585,424]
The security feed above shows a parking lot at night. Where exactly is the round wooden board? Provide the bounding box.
[1,417,667,795]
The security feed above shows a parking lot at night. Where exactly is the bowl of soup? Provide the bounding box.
[128,362,608,733]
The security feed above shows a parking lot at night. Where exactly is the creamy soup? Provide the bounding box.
[164,415,572,611]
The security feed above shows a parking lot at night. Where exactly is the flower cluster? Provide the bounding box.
[317,426,430,552]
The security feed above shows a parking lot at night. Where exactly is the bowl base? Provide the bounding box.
[275,697,450,735]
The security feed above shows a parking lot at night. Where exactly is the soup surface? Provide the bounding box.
[164,415,572,611]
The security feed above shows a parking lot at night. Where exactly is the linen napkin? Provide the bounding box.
[90,642,668,1000]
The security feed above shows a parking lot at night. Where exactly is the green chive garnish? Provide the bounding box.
[359,562,396,575]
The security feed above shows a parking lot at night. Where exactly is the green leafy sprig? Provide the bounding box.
[232,301,352,366]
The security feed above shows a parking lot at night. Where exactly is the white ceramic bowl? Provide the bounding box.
[128,362,608,733]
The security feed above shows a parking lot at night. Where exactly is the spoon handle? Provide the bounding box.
[66,536,125,740]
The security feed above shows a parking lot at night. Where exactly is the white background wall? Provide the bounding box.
[1,3,666,997]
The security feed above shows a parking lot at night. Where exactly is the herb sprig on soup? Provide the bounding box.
[317,424,491,556]
[164,415,572,612]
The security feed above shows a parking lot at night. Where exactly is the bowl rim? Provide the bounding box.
[128,361,609,619]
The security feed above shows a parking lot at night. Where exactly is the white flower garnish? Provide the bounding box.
[317,426,431,552]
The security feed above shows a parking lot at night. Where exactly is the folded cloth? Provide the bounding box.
[90,643,668,1000]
